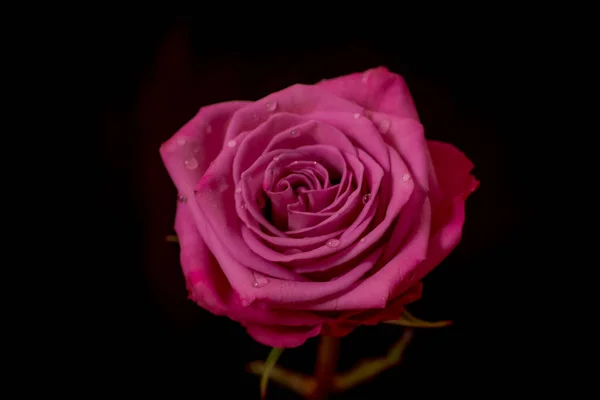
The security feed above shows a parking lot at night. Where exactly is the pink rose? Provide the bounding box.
[160,67,478,348]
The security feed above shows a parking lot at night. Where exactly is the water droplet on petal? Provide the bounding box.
[274,155,281,161]
[353,113,361,119]
[378,119,391,134]
[184,157,198,170]
[252,277,269,288]
[240,202,246,210]
[361,70,371,84]
[205,124,212,134]
[284,248,302,255]
[292,161,298,165]
[266,101,278,112]
[359,238,366,244]
[327,238,340,248]
[177,194,187,203]
[402,173,411,182]
[290,130,300,137]
[177,138,187,146]
[235,187,242,194]
[312,161,317,165]
[362,193,371,204]
[227,139,237,148]
[240,297,253,307]
[217,180,230,192]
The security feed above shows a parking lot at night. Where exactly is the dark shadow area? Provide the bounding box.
[91,13,539,399]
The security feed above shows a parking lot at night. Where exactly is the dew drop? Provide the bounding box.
[240,202,246,210]
[256,195,266,209]
[402,173,411,182]
[362,193,371,204]
[235,187,242,194]
[227,139,237,148]
[273,155,281,161]
[205,124,212,134]
[176,137,187,146]
[184,157,198,170]
[284,248,302,255]
[292,161,298,165]
[378,119,391,134]
[216,179,230,192]
[252,276,269,288]
[361,70,371,84]
[290,130,300,137]
[266,101,278,112]
[241,297,253,307]
[327,238,340,248]
[312,161,317,165]
[359,238,366,244]
[177,194,187,203]
[353,113,361,119]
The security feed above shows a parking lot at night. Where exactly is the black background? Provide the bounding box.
[90,12,543,399]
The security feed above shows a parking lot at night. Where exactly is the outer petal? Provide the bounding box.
[323,283,423,337]
[390,141,478,298]
[244,324,322,348]
[176,204,328,327]
[427,141,479,203]
[316,66,419,121]
[160,101,251,179]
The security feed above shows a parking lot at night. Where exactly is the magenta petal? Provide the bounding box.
[241,225,344,258]
[287,205,332,231]
[288,146,413,273]
[177,206,324,328]
[303,199,431,311]
[244,324,322,348]
[301,184,339,212]
[427,140,478,200]
[251,248,383,305]
[160,101,250,184]
[316,66,420,121]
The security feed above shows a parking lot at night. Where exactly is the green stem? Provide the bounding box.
[309,335,340,400]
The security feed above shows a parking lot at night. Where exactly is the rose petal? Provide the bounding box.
[427,141,478,202]
[241,145,348,236]
[176,205,325,330]
[244,324,322,348]
[160,101,250,185]
[286,146,414,274]
[250,248,383,305]
[298,198,431,311]
[224,84,364,146]
[323,282,423,336]
[316,66,419,121]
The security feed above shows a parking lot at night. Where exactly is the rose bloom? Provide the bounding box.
[160,67,478,348]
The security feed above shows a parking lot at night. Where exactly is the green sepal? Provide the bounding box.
[384,309,452,328]
[260,347,284,399]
